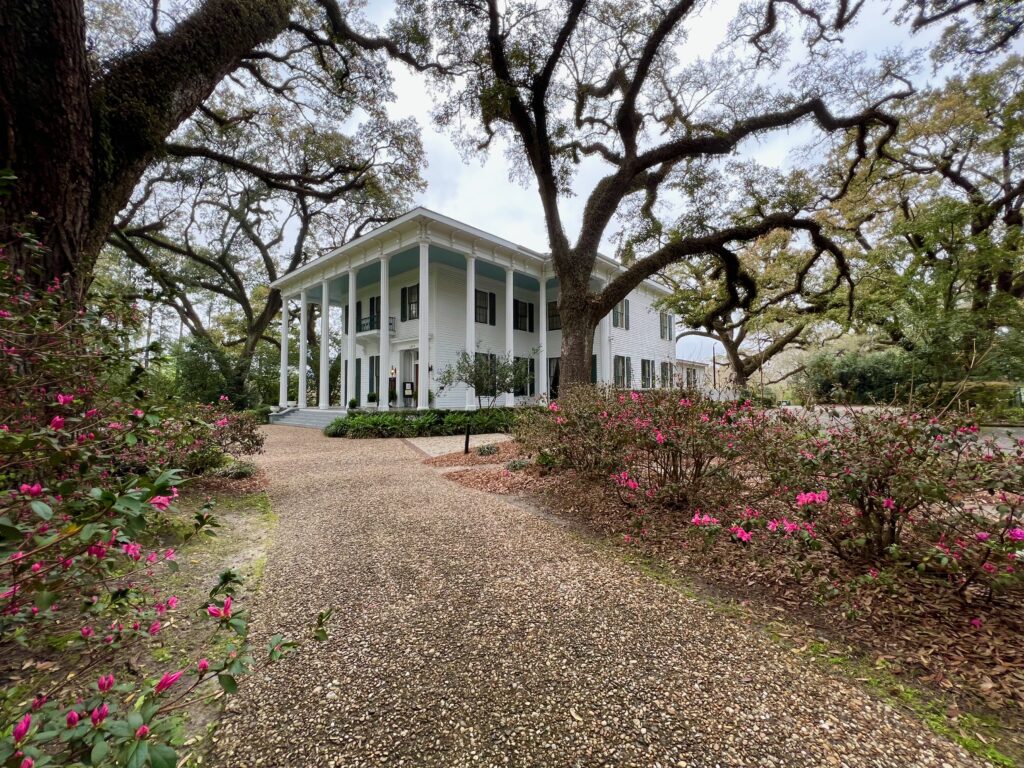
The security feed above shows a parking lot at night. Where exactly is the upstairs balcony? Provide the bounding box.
[355,315,397,336]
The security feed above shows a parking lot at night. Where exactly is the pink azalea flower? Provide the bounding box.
[970,617,983,629]
[66,710,80,728]
[197,658,209,673]
[167,595,179,610]
[133,409,144,417]
[136,725,150,739]
[49,415,64,430]
[975,531,991,542]
[97,674,115,692]
[149,496,172,512]
[19,482,42,497]
[56,393,74,405]
[91,703,109,727]
[882,497,896,510]
[548,402,560,412]
[20,758,33,768]
[154,670,184,694]
[214,417,229,427]
[12,713,30,743]
[148,620,161,636]
[207,595,233,619]
[1008,528,1024,542]
[219,394,230,402]
[81,626,94,639]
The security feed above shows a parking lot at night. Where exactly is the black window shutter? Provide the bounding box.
[513,299,520,330]
[356,300,362,322]
[624,299,630,330]
[528,303,534,333]
[401,287,408,322]
[489,292,496,325]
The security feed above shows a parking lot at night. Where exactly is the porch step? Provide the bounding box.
[269,408,344,430]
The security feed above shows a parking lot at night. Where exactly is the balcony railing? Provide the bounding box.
[356,315,396,336]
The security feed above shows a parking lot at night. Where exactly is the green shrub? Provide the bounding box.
[324,416,349,437]
[211,459,259,479]
[507,458,529,471]
[476,443,499,456]
[322,408,519,439]
[247,405,272,424]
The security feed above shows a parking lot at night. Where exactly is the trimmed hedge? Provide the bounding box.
[323,408,521,439]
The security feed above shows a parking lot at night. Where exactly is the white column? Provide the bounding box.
[417,242,430,410]
[298,288,308,409]
[278,296,289,407]
[599,309,612,384]
[538,275,548,398]
[505,267,515,406]
[318,279,330,409]
[346,270,357,409]
[379,256,390,412]
[465,254,476,409]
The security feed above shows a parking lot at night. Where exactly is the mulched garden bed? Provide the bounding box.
[430,447,1024,760]
[424,439,523,468]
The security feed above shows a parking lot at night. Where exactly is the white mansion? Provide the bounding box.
[273,208,678,414]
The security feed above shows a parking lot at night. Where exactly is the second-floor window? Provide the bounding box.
[513,299,534,332]
[659,311,674,340]
[475,289,496,325]
[401,284,419,321]
[547,301,561,330]
[612,299,630,329]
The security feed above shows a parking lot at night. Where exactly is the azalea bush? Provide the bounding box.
[0,265,285,767]
[529,388,1024,602]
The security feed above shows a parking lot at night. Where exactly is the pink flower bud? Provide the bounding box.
[13,713,31,742]
[135,724,150,739]
[66,710,80,727]
[197,658,209,673]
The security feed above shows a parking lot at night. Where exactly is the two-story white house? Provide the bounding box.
[271,208,677,420]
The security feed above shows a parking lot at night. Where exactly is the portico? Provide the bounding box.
[272,207,674,414]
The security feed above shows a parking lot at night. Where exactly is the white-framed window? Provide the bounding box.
[659,312,674,340]
[660,361,673,387]
[685,367,699,389]
[612,299,630,329]
[641,359,654,388]
[614,355,632,387]
[513,299,534,332]
[547,301,561,330]
[475,290,496,325]
[401,284,419,321]
[513,357,536,396]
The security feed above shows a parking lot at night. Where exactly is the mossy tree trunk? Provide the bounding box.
[0,0,292,301]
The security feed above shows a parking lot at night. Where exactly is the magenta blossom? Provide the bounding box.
[970,617,983,629]
[207,595,233,619]
[97,674,115,692]
[154,670,184,694]
[1008,528,1024,542]
[49,415,65,430]
[13,713,31,743]
[91,704,109,727]
[56,393,74,405]
[66,710,80,728]
[197,657,210,673]
[136,724,150,739]
[975,531,991,542]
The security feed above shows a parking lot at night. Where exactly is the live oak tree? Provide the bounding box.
[0,0,432,300]
[378,0,1024,387]
[665,229,849,388]
[834,56,1024,380]
[100,43,425,402]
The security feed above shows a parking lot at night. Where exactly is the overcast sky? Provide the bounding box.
[361,1,942,361]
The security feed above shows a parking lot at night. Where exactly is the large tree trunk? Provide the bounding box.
[1,0,293,301]
[559,309,596,389]
[0,0,94,300]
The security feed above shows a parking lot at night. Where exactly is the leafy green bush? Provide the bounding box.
[247,405,272,424]
[321,408,519,439]
[211,460,259,479]
[476,443,499,456]
[506,458,529,471]
[798,349,912,404]
[324,417,349,437]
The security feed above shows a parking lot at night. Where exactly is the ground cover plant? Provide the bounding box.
[0,266,318,767]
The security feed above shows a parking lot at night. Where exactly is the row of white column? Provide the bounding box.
[278,245,610,410]
[278,244,432,411]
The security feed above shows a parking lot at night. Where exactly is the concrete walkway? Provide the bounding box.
[210,427,983,768]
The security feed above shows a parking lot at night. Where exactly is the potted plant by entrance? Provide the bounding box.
[348,398,358,410]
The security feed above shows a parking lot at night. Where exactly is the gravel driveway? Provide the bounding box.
[209,426,983,768]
